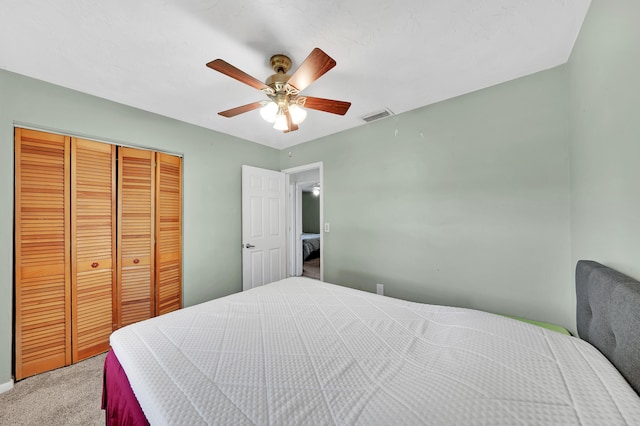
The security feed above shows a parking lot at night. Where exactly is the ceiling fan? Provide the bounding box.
[206,48,351,133]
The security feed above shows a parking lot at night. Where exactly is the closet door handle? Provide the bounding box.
[133,258,140,264]
[91,262,99,268]
[245,243,255,249]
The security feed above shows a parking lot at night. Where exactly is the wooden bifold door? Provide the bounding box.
[118,147,155,328]
[14,128,182,380]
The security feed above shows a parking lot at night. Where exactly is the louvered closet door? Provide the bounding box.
[14,129,71,380]
[71,138,116,361]
[117,147,155,327]
[155,153,183,315]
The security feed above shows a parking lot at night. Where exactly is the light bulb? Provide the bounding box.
[260,102,278,123]
[312,187,320,196]
[288,104,307,124]
[273,113,288,131]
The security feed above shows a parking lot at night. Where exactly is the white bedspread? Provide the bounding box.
[110,277,640,425]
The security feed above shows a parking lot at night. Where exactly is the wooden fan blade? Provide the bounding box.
[218,101,264,118]
[206,59,269,91]
[283,110,299,133]
[302,97,351,115]
[287,48,336,92]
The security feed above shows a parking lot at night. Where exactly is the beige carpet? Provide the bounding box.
[0,353,106,426]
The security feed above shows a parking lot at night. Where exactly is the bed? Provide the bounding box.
[103,260,640,425]
[301,233,320,261]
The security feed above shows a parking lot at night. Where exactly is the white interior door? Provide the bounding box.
[242,165,286,291]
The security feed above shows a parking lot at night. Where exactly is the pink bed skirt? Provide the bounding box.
[102,349,150,425]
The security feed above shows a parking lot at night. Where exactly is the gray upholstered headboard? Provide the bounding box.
[576,260,640,395]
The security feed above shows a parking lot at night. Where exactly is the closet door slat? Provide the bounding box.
[118,147,155,327]
[155,153,183,315]
[14,128,71,379]
[71,138,116,362]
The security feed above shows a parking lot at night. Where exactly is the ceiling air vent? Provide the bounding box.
[361,109,394,123]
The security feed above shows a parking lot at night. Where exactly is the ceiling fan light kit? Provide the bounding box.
[288,104,307,124]
[206,48,351,133]
[273,112,289,131]
[259,101,278,123]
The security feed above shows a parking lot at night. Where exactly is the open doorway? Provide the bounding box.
[283,162,323,281]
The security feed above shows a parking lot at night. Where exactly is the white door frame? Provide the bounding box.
[282,162,323,282]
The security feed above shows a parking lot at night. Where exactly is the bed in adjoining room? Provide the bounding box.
[301,232,320,262]
[102,260,640,425]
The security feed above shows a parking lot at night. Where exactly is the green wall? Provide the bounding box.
[568,0,640,280]
[279,0,640,337]
[302,192,320,233]
[0,69,279,386]
[281,66,573,330]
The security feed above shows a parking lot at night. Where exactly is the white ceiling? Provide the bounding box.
[0,0,590,149]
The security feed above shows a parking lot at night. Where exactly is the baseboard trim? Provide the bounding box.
[0,379,14,394]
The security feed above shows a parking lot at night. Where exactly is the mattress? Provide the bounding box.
[110,277,640,425]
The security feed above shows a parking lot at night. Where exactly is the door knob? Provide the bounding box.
[245,243,255,249]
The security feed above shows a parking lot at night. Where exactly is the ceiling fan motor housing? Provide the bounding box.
[270,54,292,74]
[266,54,295,97]
[265,72,289,92]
